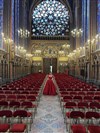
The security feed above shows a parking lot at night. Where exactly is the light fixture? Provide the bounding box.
[71,28,83,37]
[18,28,30,38]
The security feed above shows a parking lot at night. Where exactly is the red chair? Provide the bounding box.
[78,102,88,111]
[9,101,20,110]
[73,96,82,102]
[0,94,6,100]
[77,92,86,96]
[9,123,27,132]
[27,95,37,105]
[13,110,32,131]
[70,92,77,96]
[20,91,29,94]
[71,124,86,133]
[63,96,72,101]
[86,111,100,125]
[64,102,77,117]
[4,90,12,94]
[66,110,85,130]
[83,96,93,102]
[88,125,100,133]
[0,124,10,132]
[0,101,8,109]
[87,92,95,96]
[17,95,27,101]
[95,92,100,95]
[94,96,100,102]
[60,92,69,97]
[90,102,100,111]
[0,110,12,123]
[7,94,17,101]
[21,101,37,117]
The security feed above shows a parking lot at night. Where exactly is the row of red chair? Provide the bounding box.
[0,94,38,101]
[60,91,100,96]
[61,95,100,102]
[0,123,27,132]
[54,73,100,133]
[63,101,100,112]
[0,73,46,132]
[65,110,100,133]
[71,124,100,133]
[0,109,33,132]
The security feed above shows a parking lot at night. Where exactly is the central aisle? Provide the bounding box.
[30,96,66,133]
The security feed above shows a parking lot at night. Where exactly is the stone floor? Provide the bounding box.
[29,96,67,133]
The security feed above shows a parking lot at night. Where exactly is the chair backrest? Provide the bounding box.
[0,110,12,117]
[9,101,20,107]
[0,101,8,106]
[63,96,72,100]
[86,111,100,119]
[65,102,76,107]
[73,96,82,100]
[21,101,33,107]
[90,102,100,109]
[70,111,85,118]
[13,110,27,117]
[78,102,88,108]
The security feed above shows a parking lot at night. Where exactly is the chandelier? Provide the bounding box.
[18,29,30,38]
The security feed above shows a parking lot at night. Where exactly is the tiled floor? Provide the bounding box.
[29,96,67,133]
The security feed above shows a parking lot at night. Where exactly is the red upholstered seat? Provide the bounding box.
[10,124,26,132]
[71,124,86,133]
[88,125,100,133]
[0,124,10,132]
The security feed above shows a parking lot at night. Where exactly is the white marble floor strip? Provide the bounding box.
[29,96,67,133]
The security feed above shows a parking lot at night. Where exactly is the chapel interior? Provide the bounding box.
[0,0,100,133]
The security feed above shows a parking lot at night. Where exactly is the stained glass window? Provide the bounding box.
[32,0,70,36]
[81,0,90,46]
[97,0,100,49]
[15,0,19,45]
[86,0,90,41]
[11,0,15,41]
[0,0,3,48]
[97,0,100,33]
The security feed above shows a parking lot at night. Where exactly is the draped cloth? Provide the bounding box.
[43,74,57,95]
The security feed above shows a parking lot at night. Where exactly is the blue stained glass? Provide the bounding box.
[15,0,19,45]
[32,0,70,36]
[86,0,90,41]
[97,0,100,33]
[81,0,90,46]
[81,0,86,45]
[97,0,100,48]
[11,0,14,42]
[0,0,3,48]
